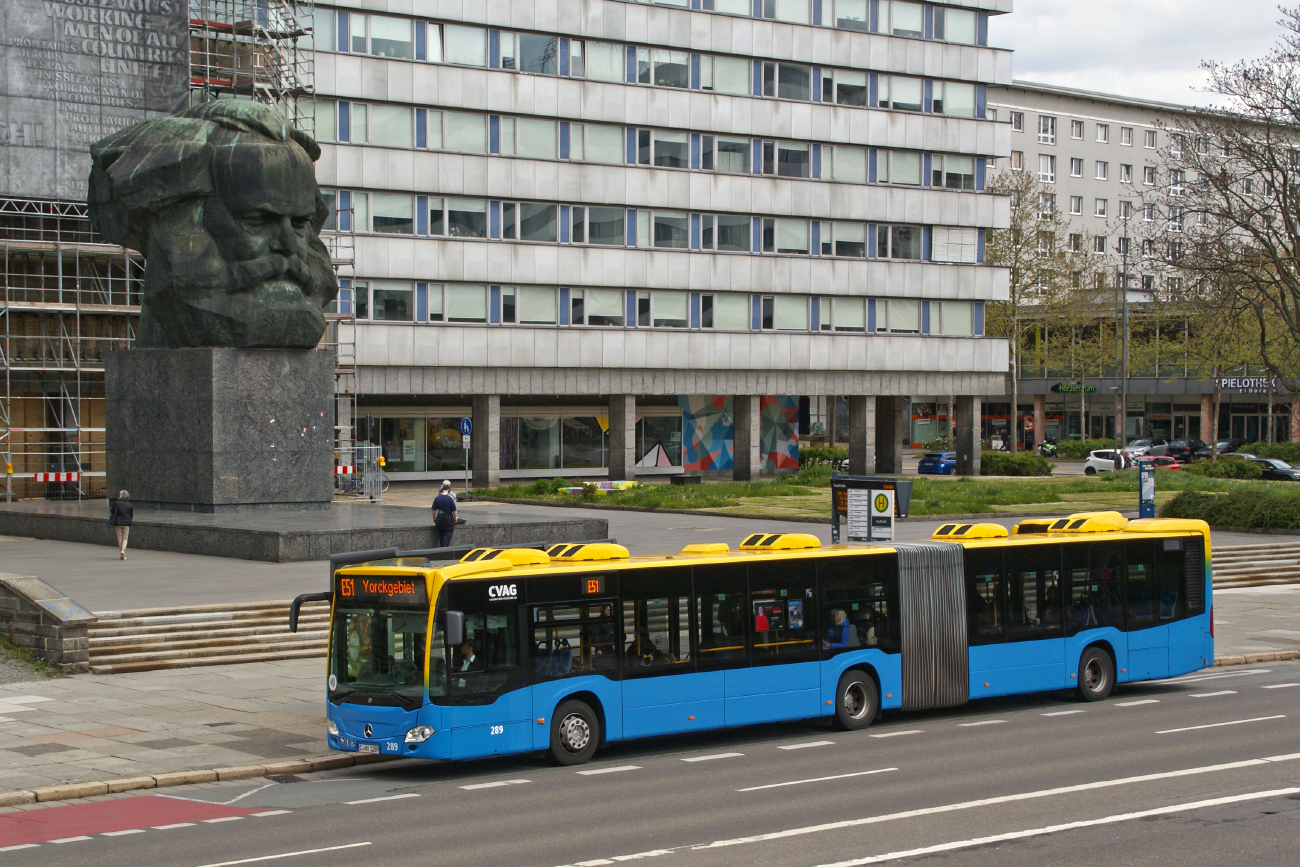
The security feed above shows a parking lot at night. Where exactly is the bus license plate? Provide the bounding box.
[358,743,379,754]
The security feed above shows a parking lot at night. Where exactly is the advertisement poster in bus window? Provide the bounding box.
[753,601,785,631]
[788,598,804,628]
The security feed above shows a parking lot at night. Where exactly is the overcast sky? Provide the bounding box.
[991,0,1288,106]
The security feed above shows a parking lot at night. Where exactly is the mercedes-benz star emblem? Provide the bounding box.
[364,724,373,738]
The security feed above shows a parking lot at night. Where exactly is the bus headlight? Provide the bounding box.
[403,725,435,744]
[327,718,339,737]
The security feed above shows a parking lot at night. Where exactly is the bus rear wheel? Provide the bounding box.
[834,670,879,731]
[549,699,600,765]
[1076,647,1115,701]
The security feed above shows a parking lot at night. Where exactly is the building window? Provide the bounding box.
[1094,199,1108,217]
[579,124,625,165]
[831,145,867,183]
[831,0,870,31]
[877,225,923,260]
[444,284,488,323]
[1169,170,1185,197]
[570,288,625,326]
[823,69,869,106]
[933,82,977,118]
[1170,135,1185,158]
[500,202,558,243]
[369,280,414,321]
[1120,127,1133,146]
[1038,116,1056,145]
[372,193,414,235]
[1143,166,1156,186]
[700,214,753,252]
[1145,130,1158,149]
[878,76,924,112]
[1038,193,1056,216]
[933,7,977,44]
[447,198,488,237]
[1117,236,1131,255]
[1070,158,1083,177]
[444,24,488,66]
[762,62,813,101]
[702,135,753,174]
[585,41,625,82]
[1118,200,1132,219]
[820,221,868,257]
[759,295,810,331]
[1119,164,1132,183]
[1071,120,1084,139]
[882,0,925,37]
[1095,161,1108,181]
[1038,154,1056,183]
[1093,235,1106,254]
[818,297,866,332]
[759,0,812,24]
[699,55,752,95]
[1069,196,1082,215]
[931,227,978,264]
[1010,111,1024,132]
[761,218,810,254]
[879,298,921,333]
[931,155,976,190]
[1010,151,1023,171]
[699,293,751,330]
[1069,233,1083,252]
[1143,204,1155,222]
[1096,124,1109,143]
[883,150,923,185]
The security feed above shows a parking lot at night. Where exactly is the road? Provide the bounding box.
[2,661,1296,867]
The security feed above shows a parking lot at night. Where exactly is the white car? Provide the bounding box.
[1084,449,1127,474]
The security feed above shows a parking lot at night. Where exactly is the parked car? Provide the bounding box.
[1124,437,1170,457]
[1192,438,1247,460]
[1252,458,1300,481]
[917,451,957,475]
[1136,455,1182,470]
[1166,439,1205,463]
[1084,449,1127,474]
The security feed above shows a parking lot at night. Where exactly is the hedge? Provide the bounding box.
[1181,456,1263,480]
[1160,489,1300,529]
[1053,438,1121,460]
[1240,442,1300,463]
[980,451,1053,476]
[921,437,953,451]
[799,446,848,467]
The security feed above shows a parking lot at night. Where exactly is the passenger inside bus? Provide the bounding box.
[626,628,673,665]
[823,608,856,648]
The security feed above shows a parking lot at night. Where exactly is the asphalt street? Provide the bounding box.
[2,661,1296,867]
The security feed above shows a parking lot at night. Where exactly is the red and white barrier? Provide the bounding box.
[34,472,79,482]
[334,466,355,474]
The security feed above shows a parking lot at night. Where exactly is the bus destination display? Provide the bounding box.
[336,573,427,605]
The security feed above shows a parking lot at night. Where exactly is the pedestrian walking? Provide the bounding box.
[109,489,133,560]
[432,480,458,547]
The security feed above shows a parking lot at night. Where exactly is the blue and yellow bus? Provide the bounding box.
[310,513,1211,765]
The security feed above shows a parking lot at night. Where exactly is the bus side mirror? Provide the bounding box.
[444,610,465,647]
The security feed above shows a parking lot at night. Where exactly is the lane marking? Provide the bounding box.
[345,793,419,805]
[1115,699,1160,707]
[1189,690,1238,698]
[738,768,897,792]
[203,816,244,823]
[1154,670,1267,685]
[682,753,744,763]
[1158,714,1286,734]
[869,730,924,739]
[1265,752,1300,762]
[221,783,275,805]
[958,720,1006,727]
[459,779,531,790]
[0,844,38,852]
[1262,683,1300,689]
[778,741,835,750]
[1042,710,1085,716]
[154,823,198,830]
[103,829,146,836]
[50,836,92,844]
[812,787,1300,867]
[251,811,291,818]
[192,841,372,867]
[695,756,1287,850]
[576,765,641,776]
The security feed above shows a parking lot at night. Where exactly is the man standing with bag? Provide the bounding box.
[109,490,133,560]
[432,481,457,547]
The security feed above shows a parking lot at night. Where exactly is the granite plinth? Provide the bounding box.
[105,348,334,512]
[0,500,608,563]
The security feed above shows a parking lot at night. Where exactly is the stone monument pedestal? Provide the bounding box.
[105,348,334,512]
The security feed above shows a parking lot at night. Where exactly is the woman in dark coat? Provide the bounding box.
[109,490,133,560]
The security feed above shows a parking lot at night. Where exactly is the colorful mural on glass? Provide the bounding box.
[679,396,800,472]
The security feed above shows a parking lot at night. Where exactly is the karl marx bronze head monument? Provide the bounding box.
[88,101,338,349]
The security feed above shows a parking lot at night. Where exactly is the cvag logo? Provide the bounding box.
[488,584,518,600]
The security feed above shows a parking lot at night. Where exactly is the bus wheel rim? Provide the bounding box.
[561,713,590,751]
[844,682,868,719]
[1085,659,1105,691]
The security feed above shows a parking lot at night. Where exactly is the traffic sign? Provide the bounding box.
[460,418,472,436]
[462,434,471,448]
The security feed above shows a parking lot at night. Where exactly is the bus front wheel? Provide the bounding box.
[834,670,879,730]
[549,699,601,765]
[1076,647,1115,701]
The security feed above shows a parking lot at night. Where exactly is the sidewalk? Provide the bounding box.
[0,584,1293,803]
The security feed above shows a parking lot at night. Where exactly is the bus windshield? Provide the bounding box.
[330,605,432,709]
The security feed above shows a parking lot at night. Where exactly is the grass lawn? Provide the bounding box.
[480,465,1295,520]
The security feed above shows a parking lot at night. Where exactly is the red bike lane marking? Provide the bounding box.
[0,796,267,847]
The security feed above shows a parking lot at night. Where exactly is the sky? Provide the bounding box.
[991,0,1288,107]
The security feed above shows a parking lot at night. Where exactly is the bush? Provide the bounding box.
[1182,456,1263,480]
[1053,438,1119,460]
[1161,489,1300,529]
[1240,442,1300,463]
[980,451,1053,476]
[526,477,570,496]
[921,437,953,451]
[799,445,848,468]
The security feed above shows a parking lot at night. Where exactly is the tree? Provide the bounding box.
[985,169,1100,450]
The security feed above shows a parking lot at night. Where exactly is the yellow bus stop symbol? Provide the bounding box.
[874,493,889,514]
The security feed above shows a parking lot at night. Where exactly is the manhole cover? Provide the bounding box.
[267,774,304,784]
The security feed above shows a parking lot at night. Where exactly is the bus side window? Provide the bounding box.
[748,559,817,666]
[816,555,900,656]
[693,563,749,670]
[444,581,522,703]
[1155,538,1188,622]
[1007,544,1063,641]
[529,601,619,682]
[1125,540,1158,631]
[622,567,693,678]
[965,548,1006,645]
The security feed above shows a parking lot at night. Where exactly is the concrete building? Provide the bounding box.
[983,81,1295,449]
[311,0,1014,483]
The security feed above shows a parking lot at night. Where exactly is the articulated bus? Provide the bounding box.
[312,513,1211,765]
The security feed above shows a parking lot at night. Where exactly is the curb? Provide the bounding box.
[0,752,392,808]
[1212,649,1300,667]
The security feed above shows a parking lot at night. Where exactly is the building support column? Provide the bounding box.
[827,396,837,447]
[608,394,636,481]
[471,394,500,489]
[1292,394,1300,443]
[847,396,875,476]
[874,396,905,475]
[955,395,982,477]
[1201,394,1214,444]
[1033,394,1046,448]
[732,395,762,481]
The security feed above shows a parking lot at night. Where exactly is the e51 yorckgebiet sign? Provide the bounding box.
[0,0,188,201]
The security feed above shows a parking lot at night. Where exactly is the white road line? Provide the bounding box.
[50,836,92,844]
[459,779,531,790]
[221,783,275,805]
[250,810,292,818]
[958,720,1006,727]
[811,787,1300,867]
[737,768,897,792]
[345,793,419,805]
[1042,710,1086,716]
[153,823,197,830]
[869,730,924,739]
[682,753,744,763]
[103,829,146,836]
[1265,752,1300,762]
[1115,699,1160,707]
[1154,670,1267,685]
[192,841,372,867]
[1262,683,1300,689]
[1157,714,1286,734]
[576,765,641,776]
[0,844,38,852]
[1189,690,1238,698]
[778,740,835,750]
[203,816,244,823]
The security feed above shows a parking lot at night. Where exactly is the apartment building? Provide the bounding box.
[311,0,1013,482]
